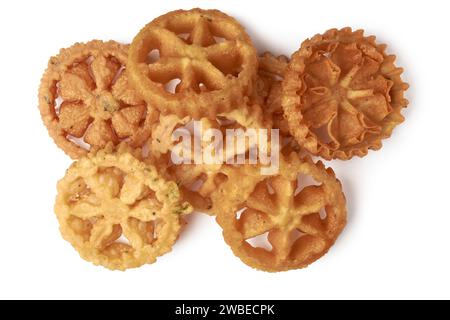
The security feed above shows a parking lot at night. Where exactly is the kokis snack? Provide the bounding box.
[38,9,408,271]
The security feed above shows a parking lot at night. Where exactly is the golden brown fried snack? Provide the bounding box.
[55,145,192,270]
[254,52,291,136]
[149,105,268,214]
[282,28,409,160]
[128,8,258,119]
[39,40,158,159]
[214,153,347,272]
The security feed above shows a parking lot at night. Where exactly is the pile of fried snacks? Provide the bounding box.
[39,8,408,271]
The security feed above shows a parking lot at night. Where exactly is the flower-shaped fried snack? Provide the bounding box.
[149,105,267,214]
[128,8,258,119]
[214,153,347,272]
[39,40,158,159]
[55,145,192,270]
[282,28,409,160]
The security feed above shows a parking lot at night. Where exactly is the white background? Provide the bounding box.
[0,0,449,300]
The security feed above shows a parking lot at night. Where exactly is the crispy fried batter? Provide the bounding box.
[127,8,258,119]
[282,28,409,160]
[39,40,158,159]
[39,13,413,273]
[55,145,192,270]
[149,105,268,214]
[253,52,290,136]
[214,153,347,272]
